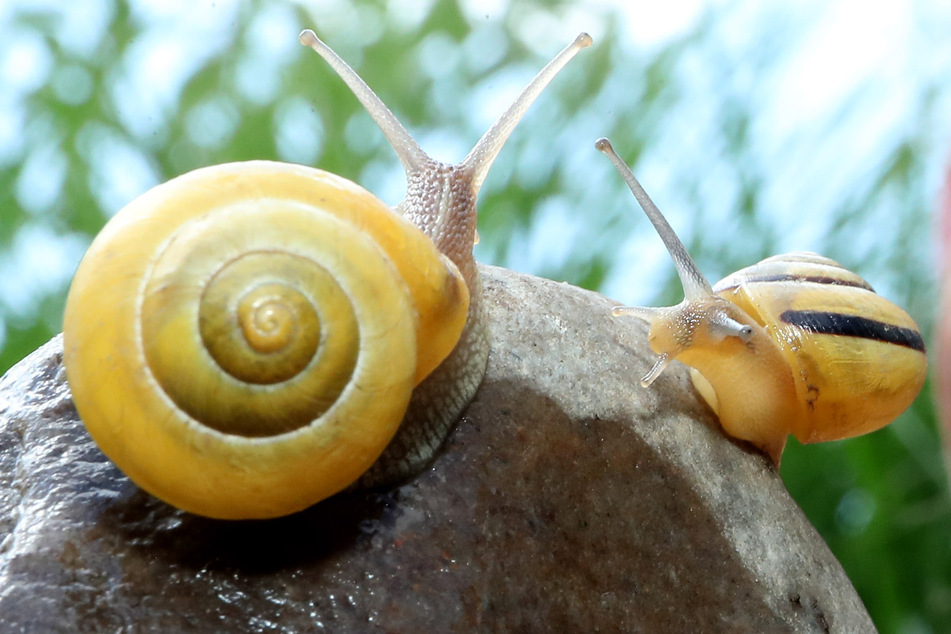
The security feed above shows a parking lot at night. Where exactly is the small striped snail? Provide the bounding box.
[62,29,591,519]
[596,138,927,465]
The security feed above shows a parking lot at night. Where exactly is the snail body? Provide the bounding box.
[62,30,591,519]
[597,138,927,465]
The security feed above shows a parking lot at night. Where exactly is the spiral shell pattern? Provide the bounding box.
[63,161,469,519]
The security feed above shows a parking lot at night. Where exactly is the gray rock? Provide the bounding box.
[0,264,873,632]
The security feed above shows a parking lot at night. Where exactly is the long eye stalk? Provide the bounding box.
[464,33,592,192]
[595,137,713,301]
[299,29,428,173]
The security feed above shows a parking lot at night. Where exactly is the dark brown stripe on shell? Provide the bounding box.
[780,309,925,352]
[719,273,874,292]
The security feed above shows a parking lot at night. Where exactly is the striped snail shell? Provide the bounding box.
[62,30,591,520]
[596,138,927,465]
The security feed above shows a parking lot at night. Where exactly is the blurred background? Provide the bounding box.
[1,0,949,630]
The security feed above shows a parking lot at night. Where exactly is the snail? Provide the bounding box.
[62,29,591,520]
[596,137,927,465]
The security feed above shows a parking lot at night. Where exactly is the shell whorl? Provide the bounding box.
[713,252,875,294]
[63,161,469,519]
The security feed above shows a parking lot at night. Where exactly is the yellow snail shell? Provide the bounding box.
[64,163,468,519]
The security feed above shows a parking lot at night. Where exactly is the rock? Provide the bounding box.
[0,264,873,632]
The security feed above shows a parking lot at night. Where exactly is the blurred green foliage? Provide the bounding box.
[1,0,950,631]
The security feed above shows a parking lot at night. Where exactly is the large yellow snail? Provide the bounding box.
[597,138,927,465]
[62,29,591,520]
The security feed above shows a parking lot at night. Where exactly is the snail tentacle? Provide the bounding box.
[298,29,428,173]
[596,137,713,301]
[464,32,593,192]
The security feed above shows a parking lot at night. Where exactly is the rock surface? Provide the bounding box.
[0,264,873,632]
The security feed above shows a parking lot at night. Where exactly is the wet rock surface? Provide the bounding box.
[0,265,872,632]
